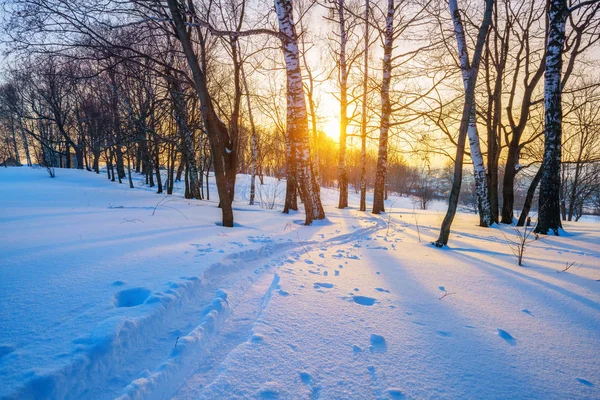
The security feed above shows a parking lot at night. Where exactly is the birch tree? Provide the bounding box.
[359,0,370,212]
[433,0,494,247]
[536,0,600,234]
[371,0,394,215]
[276,0,326,224]
[449,0,493,227]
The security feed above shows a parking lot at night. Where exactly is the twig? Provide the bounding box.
[152,196,169,216]
[151,197,189,220]
[121,218,144,224]
[413,203,422,243]
[557,261,576,273]
[297,231,312,259]
[438,292,456,300]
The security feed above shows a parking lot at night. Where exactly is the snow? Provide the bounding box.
[1,166,599,399]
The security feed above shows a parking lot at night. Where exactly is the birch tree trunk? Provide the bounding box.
[359,0,369,212]
[337,0,349,209]
[536,0,567,235]
[275,0,325,224]
[449,1,493,227]
[372,0,394,215]
[434,0,494,246]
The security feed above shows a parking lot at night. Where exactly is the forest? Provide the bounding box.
[0,0,599,241]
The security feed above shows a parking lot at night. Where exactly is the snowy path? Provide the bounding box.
[1,168,599,399]
[166,212,600,399]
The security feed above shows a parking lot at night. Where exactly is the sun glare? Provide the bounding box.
[317,91,340,141]
[322,117,340,141]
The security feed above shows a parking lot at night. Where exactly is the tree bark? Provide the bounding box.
[275,0,325,225]
[517,165,542,226]
[536,0,567,235]
[359,0,369,212]
[166,0,235,226]
[449,3,492,227]
[337,0,349,209]
[372,0,394,215]
[434,0,494,246]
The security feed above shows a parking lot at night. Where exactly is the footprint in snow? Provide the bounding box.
[437,331,452,337]
[521,309,533,316]
[370,334,387,353]
[335,270,340,276]
[314,282,334,289]
[251,334,265,343]
[375,288,390,293]
[387,388,406,399]
[257,382,280,399]
[114,287,151,308]
[353,295,376,306]
[576,378,594,387]
[497,329,516,346]
[299,371,321,398]
[305,259,314,265]
[300,371,313,384]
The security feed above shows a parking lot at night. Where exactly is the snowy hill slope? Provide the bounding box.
[0,167,599,399]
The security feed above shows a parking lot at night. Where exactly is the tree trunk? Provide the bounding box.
[127,149,134,189]
[372,0,394,215]
[241,62,258,206]
[517,165,542,226]
[275,0,325,225]
[434,0,494,246]
[359,0,369,212]
[18,118,32,167]
[167,73,201,199]
[337,0,349,209]
[449,6,492,227]
[536,0,567,235]
[166,0,235,226]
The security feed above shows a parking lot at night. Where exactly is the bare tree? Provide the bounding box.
[433,0,494,247]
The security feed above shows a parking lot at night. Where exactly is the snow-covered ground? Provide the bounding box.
[1,167,599,399]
